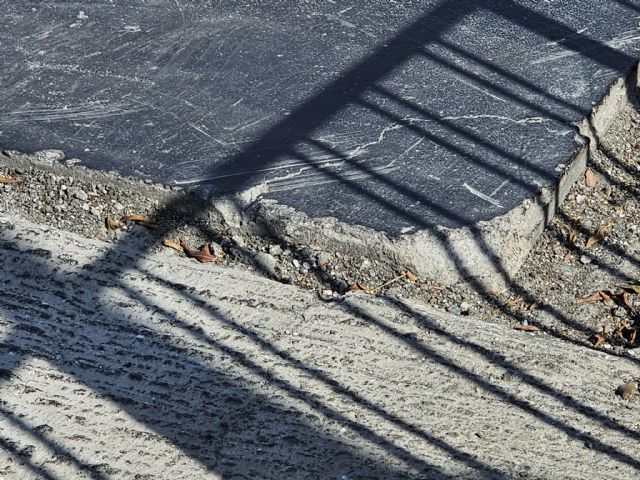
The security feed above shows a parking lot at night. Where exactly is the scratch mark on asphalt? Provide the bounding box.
[462,183,504,208]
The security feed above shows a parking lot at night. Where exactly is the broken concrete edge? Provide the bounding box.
[214,62,639,292]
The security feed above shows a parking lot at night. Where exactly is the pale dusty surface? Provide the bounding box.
[0,215,638,479]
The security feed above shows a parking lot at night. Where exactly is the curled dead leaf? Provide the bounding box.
[585,225,609,248]
[179,240,217,263]
[575,291,613,306]
[404,270,418,284]
[591,333,607,348]
[105,216,122,230]
[162,239,184,253]
[505,295,523,308]
[0,175,23,184]
[346,283,372,294]
[566,225,577,247]
[584,168,597,187]
[616,381,638,400]
[120,214,157,229]
[529,301,543,311]
[615,292,636,314]
[514,323,540,332]
[613,325,637,346]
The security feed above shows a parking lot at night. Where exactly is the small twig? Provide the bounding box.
[368,272,407,293]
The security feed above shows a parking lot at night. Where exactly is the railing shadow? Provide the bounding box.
[1,0,640,478]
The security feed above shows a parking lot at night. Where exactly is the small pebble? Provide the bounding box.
[208,241,224,256]
[579,255,592,265]
[316,251,331,268]
[460,301,470,314]
[254,252,278,279]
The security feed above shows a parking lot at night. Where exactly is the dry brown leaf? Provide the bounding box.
[616,382,638,400]
[514,323,540,332]
[431,285,445,292]
[404,270,418,284]
[0,175,23,184]
[585,225,609,248]
[591,333,607,348]
[505,295,523,308]
[613,325,637,345]
[180,240,217,263]
[105,216,122,230]
[566,225,577,247]
[346,283,371,294]
[601,291,614,308]
[584,168,597,187]
[615,292,636,313]
[120,214,157,229]
[529,301,543,311]
[162,239,184,253]
[87,191,101,198]
[621,283,640,295]
[575,291,612,305]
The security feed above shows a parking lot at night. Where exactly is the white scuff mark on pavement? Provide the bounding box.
[1,102,142,123]
[267,161,398,193]
[490,180,509,197]
[542,27,588,47]
[532,30,640,65]
[346,123,402,159]
[440,114,550,125]
[452,77,508,103]
[463,183,504,208]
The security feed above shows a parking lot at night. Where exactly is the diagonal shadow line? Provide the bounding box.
[590,155,640,200]
[292,140,640,362]
[131,262,640,449]
[435,38,587,115]
[117,265,511,480]
[489,0,635,73]
[557,211,640,276]
[0,289,457,479]
[183,0,635,190]
[98,239,640,473]
[344,297,640,469]
[0,404,107,480]
[178,0,478,188]
[600,144,640,184]
[367,84,558,180]
[415,47,579,124]
[0,438,58,480]
[79,0,640,467]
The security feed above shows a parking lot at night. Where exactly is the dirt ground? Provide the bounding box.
[1,89,639,360]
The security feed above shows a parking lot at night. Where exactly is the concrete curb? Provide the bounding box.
[221,63,640,291]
